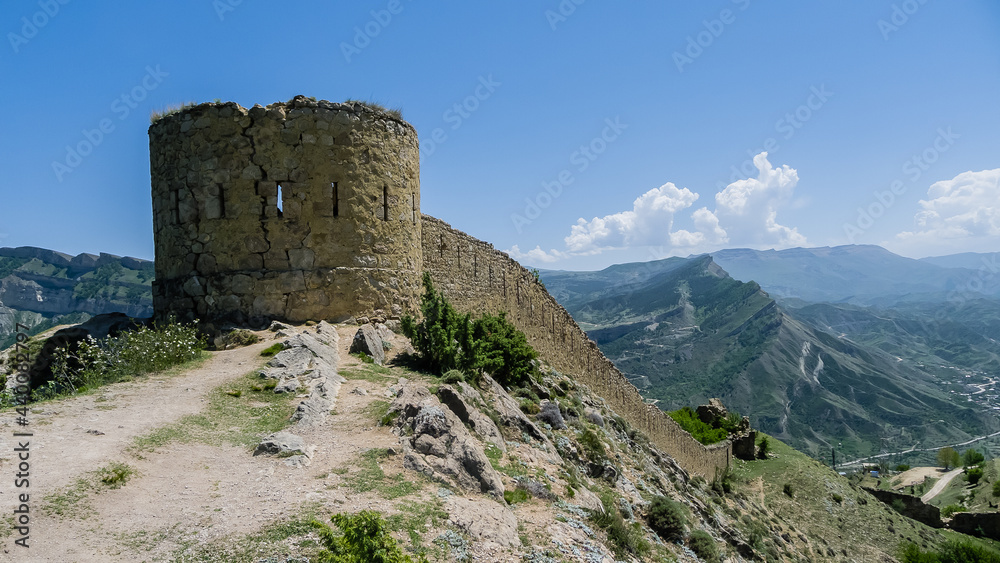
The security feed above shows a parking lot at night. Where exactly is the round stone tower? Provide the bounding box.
[149,96,422,325]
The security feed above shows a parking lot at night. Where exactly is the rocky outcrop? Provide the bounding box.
[391,382,505,498]
[253,431,314,466]
[487,377,548,445]
[435,384,505,451]
[444,496,519,547]
[259,323,344,427]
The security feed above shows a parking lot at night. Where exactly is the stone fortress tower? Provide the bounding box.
[149,96,422,325]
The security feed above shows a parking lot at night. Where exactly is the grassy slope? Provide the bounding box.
[730,434,1000,561]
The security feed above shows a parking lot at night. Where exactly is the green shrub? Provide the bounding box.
[757,436,770,459]
[260,343,284,357]
[504,488,530,505]
[441,370,465,385]
[964,449,987,467]
[646,496,686,541]
[900,539,1000,563]
[468,311,537,388]
[590,490,649,558]
[941,504,966,518]
[992,481,1000,497]
[968,466,985,485]
[218,329,259,348]
[43,318,206,400]
[401,273,537,387]
[831,493,843,504]
[578,428,607,463]
[896,464,911,472]
[519,399,540,415]
[783,483,794,498]
[97,462,135,489]
[668,407,727,445]
[313,510,427,563]
[401,273,471,376]
[688,530,721,563]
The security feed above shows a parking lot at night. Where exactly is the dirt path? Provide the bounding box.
[921,468,963,503]
[0,325,442,562]
[0,339,276,560]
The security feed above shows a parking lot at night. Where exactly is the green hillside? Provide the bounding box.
[542,256,998,461]
[0,247,153,349]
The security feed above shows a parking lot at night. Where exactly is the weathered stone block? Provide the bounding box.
[288,248,315,270]
[231,274,254,294]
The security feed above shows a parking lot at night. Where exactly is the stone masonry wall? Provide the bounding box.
[421,216,731,478]
[149,97,422,325]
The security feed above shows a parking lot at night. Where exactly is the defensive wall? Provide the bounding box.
[421,216,731,478]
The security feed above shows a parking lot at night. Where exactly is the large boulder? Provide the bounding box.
[436,384,505,452]
[349,324,384,365]
[392,382,505,498]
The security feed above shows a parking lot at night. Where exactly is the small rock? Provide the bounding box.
[86,429,105,436]
[538,400,566,430]
[351,387,368,396]
[269,320,291,332]
[349,325,385,365]
[585,410,605,427]
[254,431,308,457]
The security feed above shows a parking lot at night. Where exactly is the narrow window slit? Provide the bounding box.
[332,182,339,217]
[382,186,389,221]
[276,184,284,218]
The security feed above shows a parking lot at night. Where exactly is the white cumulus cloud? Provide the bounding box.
[710,152,806,247]
[892,168,1000,254]
[564,183,700,253]
[506,244,565,264]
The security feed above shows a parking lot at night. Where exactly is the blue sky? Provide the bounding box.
[1,0,997,270]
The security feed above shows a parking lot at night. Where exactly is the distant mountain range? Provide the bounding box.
[540,245,1000,461]
[0,246,153,349]
[710,245,999,306]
